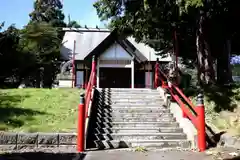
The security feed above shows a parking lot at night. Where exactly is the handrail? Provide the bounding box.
[156,64,206,151]
[84,56,96,119]
[158,66,197,116]
[85,71,95,118]
[77,56,96,152]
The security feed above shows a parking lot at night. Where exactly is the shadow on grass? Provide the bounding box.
[0,93,46,130]
[0,152,86,160]
[204,84,240,112]
[183,83,240,113]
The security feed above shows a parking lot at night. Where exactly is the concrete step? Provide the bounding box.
[108,95,162,98]
[110,97,164,101]
[110,99,164,103]
[97,112,173,118]
[97,107,170,114]
[110,102,164,105]
[94,133,187,140]
[100,91,160,95]
[96,116,175,123]
[94,140,191,149]
[98,88,159,92]
[107,105,166,108]
[95,127,183,134]
[96,122,179,128]
[109,93,160,96]
[97,117,176,122]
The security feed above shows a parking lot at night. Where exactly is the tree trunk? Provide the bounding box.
[35,68,41,88]
[217,38,233,84]
[196,10,215,86]
[226,39,233,83]
[196,26,205,86]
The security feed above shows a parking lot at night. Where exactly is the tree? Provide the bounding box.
[0,25,27,87]
[21,22,60,88]
[94,0,238,85]
[24,0,67,87]
[0,22,4,30]
[67,20,81,28]
[29,0,66,28]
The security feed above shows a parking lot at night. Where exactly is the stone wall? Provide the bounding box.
[0,132,77,151]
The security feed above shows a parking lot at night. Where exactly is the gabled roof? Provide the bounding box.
[84,30,148,62]
[61,27,172,62]
[61,28,111,60]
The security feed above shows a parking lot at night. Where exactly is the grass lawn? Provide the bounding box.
[0,88,83,132]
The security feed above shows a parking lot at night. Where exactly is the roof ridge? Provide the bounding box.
[62,27,111,32]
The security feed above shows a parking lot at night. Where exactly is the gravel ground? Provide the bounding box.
[0,147,239,160]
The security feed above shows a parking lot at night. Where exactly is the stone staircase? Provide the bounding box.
[88,88,190,149]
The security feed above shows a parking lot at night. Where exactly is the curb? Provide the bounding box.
[0,132,77,151]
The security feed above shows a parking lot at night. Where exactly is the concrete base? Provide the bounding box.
[59,80,72,88]
[157,87,197,149]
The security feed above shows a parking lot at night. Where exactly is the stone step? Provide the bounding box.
[101,91,160,94]
[109,93,160,96]
[94,133,187,140]
[94,140,191,149]
[97,112,173,118]
[107,92,160,96]
[109,102,164,105]
[110,97,164,101]
[96,122,179,128]
[110,99,164,103]
[107,105,166,108]
[108,95,162,99]
[97,107,170,113]
[96,116,175,123]
[95,127,183,134]
[98,88,159,92]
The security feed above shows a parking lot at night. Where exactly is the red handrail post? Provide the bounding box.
[92,56,96,86]
[77,95,85,152]
[154,58,159,88]
[162,79,168,88]
[196,93,206,152]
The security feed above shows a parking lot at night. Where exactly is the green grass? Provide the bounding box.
[189,84,240,136]
[181,67,240,136]
[0,88,83,132]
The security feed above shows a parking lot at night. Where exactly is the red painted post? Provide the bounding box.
[77,95,85,152]
[197,92,206,152]
[92,56,96,86]
[162,80,168,88]
[154,58,159,88]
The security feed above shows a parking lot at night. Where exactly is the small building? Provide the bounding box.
[60,27,172,88]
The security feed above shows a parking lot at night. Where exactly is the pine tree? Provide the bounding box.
[29,0,66,27]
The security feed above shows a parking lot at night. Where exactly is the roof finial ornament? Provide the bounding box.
[96,25,99,29]
[85,25,88,29]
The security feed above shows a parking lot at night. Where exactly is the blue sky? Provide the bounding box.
[0,0,104,29]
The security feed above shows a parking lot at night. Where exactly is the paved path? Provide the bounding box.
[84,148,240,160]
[0,148,239,160]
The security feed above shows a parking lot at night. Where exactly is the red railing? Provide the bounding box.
[155,63,206,152]
[77,56,96,152]
[84,66,96,118]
